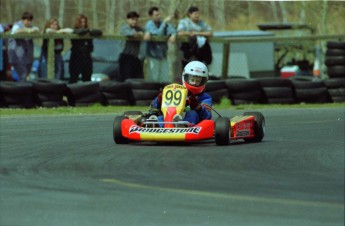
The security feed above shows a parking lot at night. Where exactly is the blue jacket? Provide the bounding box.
[152,91,212,120]
[145,20,176,59]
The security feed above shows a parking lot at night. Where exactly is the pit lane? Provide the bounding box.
[0,107,344,226]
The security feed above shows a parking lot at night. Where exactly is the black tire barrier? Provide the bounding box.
[323,78,345,103]
[0,81,35,108]
[66,82,104,106]
[326,49,345,57]
[99,81,133,106]
[258,78,295,104]
[327,65,345,78]
[326,41,345,50]
[325,41,345,79]
[291,80,331,103]
[325,56,345,67]
[205,80,228,104]
[2,77,345,109]
[225,79,265,105]
[125,79,162,106]
[31,79,68,107]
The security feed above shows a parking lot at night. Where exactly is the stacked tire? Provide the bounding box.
[0,81,35,108]
[125,79,162,106]
[31,79,67,108]
[66,82,104,106]
[258,78,295,104]
[323,78,345,103]
[225,79,264,105]
[99,81,133,106]
[325,41,345,78]
[291,80,331,103]
[204,80,228,104]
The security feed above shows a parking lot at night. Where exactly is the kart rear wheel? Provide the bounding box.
[243,112,265,142]
[215,117,230,145]
[113,116,129,144]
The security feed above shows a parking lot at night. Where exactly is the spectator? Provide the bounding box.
[177,6,213,68]
[38,18,73,80]
[144,6,176,83]
[118,11,145,82]
[0,23,12,81]
[0,24,4,80]
[8,11,39,81]
[69,14,93,83]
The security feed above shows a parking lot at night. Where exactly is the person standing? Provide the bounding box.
[69,14,93,83]
[118,11,145,82]
[8,12,39,81]
[177,6,213,68]
[39,18,73,80]
[144,6,176,83]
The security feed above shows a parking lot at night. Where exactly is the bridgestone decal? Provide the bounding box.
[129,126,201,134]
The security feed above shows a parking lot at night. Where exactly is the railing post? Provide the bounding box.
[47,38,55,79]
[221,42,230,80]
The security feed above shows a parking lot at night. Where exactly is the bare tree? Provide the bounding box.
[92,1,99,28]
[58,0,65,27]
[299,1,306,23]
[278,1,287,23]
[270,1,278,22]
[105,0,116,34]
[321,0,328,34]
[77,0,84,14]
[43,0,51,19]
[214,0,225,26]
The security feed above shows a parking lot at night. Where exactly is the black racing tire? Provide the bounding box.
[113,116,129,144]
[243,112,265,142]
[215,117,230,145]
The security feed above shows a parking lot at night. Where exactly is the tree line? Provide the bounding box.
[1,0,344,35]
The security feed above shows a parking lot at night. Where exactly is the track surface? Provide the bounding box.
[0,107,344,226]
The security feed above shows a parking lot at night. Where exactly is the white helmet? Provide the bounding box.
[182,61,209,95]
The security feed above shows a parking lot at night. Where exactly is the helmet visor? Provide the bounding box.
[184,74,208,87]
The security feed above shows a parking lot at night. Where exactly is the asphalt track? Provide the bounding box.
[0,107,344,226]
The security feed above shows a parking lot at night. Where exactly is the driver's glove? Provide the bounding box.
[188,95,201,111]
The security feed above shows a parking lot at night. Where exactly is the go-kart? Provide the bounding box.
[113,83,265,145]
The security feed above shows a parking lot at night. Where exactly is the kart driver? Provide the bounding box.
[151,60,212,126]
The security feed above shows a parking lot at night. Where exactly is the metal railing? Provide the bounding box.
[1,33,345,80]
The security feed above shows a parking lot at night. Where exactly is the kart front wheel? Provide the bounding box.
[113,116,129,144]
[243,112,265,142]
[215,117,230,145]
